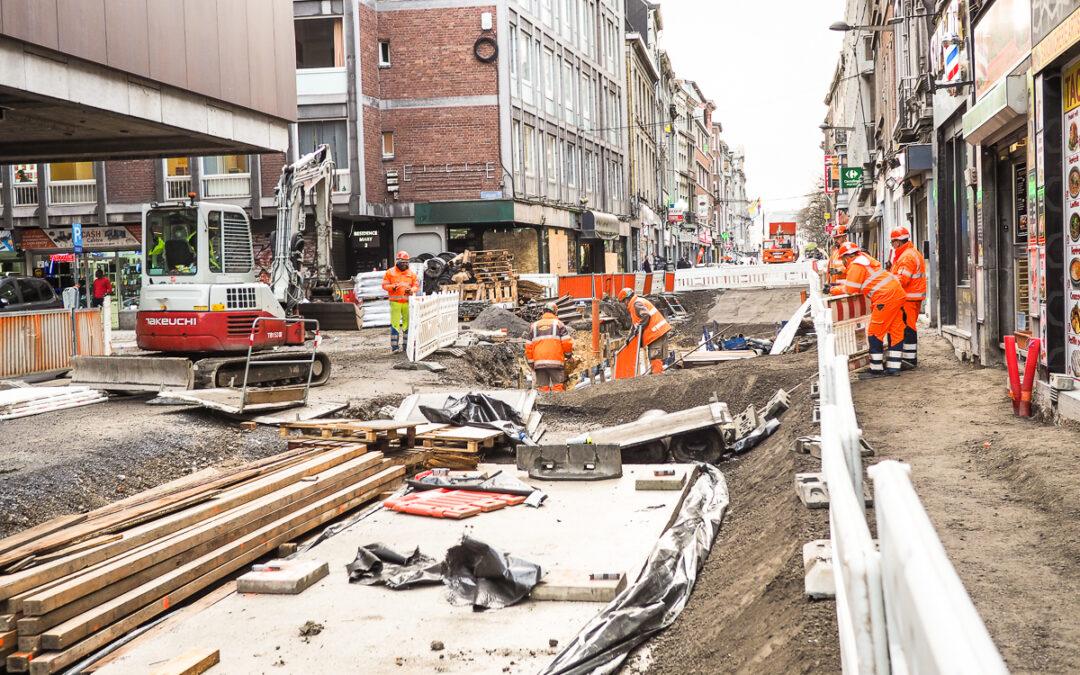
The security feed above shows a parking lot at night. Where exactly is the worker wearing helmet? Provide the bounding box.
[830,242,906,378]
[826,224,849,287]
[382,251,420,353]
[889,226,926,369]
[804,242,825,260]
[618,288,671,375]
[525,302,574,392]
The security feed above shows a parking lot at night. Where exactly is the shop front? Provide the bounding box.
[17,225,142,309]
[580,211,620,274]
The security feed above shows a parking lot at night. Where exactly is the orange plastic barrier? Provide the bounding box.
[383,489,527,519]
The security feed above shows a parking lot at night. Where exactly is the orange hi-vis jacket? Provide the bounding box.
[827,246,847,285]
[382,266,419,303]
[525,312,573,369]
[630,297,672,346]
[891,241,926,303]
[830,253,905,306]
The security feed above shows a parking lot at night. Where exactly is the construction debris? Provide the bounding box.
[470,306,530,337]
[237,559,329,595]
[0,387,108,421]
[0,446,404,674]
[532,570,627,603]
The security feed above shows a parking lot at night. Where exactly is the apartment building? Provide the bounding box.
[625,0,664,268]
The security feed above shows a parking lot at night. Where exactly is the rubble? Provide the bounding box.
[470,306,530,337]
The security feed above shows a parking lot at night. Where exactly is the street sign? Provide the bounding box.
[72,222,83,255]
[840,166,864,189]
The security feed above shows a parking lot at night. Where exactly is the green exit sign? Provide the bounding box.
[841,166,864,189]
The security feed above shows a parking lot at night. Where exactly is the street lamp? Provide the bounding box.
[829,20,893,32]
[820,124,856,131]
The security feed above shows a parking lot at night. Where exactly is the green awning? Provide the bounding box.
[414,200,515,225]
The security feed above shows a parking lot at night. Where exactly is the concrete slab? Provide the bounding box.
[636,470,686,491]
[97,464,693,675]
[236,560,329,595]
[532,569,627,603]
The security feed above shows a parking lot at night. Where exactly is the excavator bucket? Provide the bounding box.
[71,356,195,392]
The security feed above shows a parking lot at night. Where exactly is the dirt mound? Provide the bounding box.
[470,307,530,338]
[638,390,839,674]
[460,344,524,388]
[341,393,406,421]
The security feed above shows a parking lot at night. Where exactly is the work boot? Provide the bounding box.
[900,360,917,371]
[858,369,894,380]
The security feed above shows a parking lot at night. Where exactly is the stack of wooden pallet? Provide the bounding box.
[278,420,421,451]
[414,423,505,470]
[444,249,518,304]
[0,445,403,674]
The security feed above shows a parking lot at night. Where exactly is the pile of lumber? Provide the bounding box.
[0,445,404,674]
[0,387,107,421]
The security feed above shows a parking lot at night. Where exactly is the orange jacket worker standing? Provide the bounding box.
[618,288,671,374]
[525,303,573,392]
[889,226,926,368]
[830,242,906,378]
[827,224,849,287]
[382,251,420,353]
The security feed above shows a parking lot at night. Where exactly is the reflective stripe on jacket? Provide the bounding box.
[830,254,905,305]
[892,241,927,302]
[629,297,671,346]
[382,266,419,303]
[525,312,573,369]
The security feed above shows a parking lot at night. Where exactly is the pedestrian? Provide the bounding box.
[91,269,113,308]
[826,224,849,289]
[525,302,573,392]
[642,256,652,274]
[804,242,826,260]
[381,251,419,353]
[617,287,672,374]
[830,242,906,379]
[889,226,926,369]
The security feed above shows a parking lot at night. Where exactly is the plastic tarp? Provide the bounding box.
[540,464,729,675]
[346,537,542,611]
[420,393,532,444]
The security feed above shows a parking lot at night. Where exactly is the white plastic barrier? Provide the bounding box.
[673,262,814,291]
[519,273,559,298]
[407,292,459,362]
[868,462,1008,674]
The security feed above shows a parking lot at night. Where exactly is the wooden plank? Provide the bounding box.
[0,629,16,659]
[29,468,404,673]
[0,516,88,559]
[0,445,369,604]
[7,650,32,671]
[148,648,220,675]
[0,614,16,630]
[21,454,385,617]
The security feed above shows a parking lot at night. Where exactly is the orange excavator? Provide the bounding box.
[763,221,798,264]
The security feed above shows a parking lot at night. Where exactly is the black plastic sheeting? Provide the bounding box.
[346,537,542,611]
[419,393,531,445]
[539,463,729,675]
[729,417,781,455]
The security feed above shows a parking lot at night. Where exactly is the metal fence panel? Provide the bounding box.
[0,308,105,378]
[407,293,459,362]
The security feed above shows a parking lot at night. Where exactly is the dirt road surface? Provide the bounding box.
[854,335,1080,672]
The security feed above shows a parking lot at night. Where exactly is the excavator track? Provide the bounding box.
[192,351,332,389]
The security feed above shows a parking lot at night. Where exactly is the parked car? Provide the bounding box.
[0,276,64,312]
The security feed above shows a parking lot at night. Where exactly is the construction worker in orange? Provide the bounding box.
[830,242,906,378]
[382,251,420,354]
[618,287,672,374]
[889,226,926,369]
[525,302,574,392]
[826,224,849,288]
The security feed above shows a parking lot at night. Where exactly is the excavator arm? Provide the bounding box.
[271,144,337,313]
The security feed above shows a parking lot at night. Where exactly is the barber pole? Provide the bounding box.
[944,43,960,83]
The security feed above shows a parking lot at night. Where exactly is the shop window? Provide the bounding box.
[382,131,395,159]
[295,17,344,69]
[13,164,37,184]
[299,120,350,168]
[378,41,391,67]
[49,162,94,182]
[202,156,249,176]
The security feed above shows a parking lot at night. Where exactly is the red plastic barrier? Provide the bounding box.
[1019,338,1041,417]
[1003,335,1021,415]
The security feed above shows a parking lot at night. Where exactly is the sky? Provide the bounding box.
[658,0,845,215]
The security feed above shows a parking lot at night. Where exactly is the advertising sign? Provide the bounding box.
[974,0,1031,99]
[72,222,83,255]
[1015,164,1028,244]
[1062,58,1080,376]
[841,166,863,189]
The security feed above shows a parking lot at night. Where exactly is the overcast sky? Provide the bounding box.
[658,0,845,215]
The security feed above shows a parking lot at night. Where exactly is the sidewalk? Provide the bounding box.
[851,335,1080,673]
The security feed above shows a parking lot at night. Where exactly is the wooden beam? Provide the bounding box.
[148,648,220,675]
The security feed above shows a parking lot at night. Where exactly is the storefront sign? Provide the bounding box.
[1033,2,1080,72]
[1016,164,1029,243]
[352,229,381,248]
[667,211,684,224]
[1062,58,1080,376]
[840,166,863,189]
[974,0,1031,99]
[17,225,141,250]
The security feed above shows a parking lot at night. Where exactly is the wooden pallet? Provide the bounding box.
[0,446,403,674]
[278,420,420,448]
[416,426,503,454]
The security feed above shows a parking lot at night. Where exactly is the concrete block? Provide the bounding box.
[1058,390,1080,424]
[635,470,685,491]
[803,540,835,599]
[795,473,829,509]
[794,435,821,456]
[532,570,627,602]
[237,559,328,595]
[148,648,220,675]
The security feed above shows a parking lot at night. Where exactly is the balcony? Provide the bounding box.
[12,183,38,207]
[202,174,251,199]
[49,180,97,205]
[333,168,350,194]
[166,175,193,201]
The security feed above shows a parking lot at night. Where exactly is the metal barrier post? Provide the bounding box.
[238,316,321,415]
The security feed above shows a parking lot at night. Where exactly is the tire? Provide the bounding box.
[670,429,723,464]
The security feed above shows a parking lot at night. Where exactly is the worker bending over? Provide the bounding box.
[525,302,573,392]
[889,226,926,369]
[618,288,672,374]
[826,224,849,288]
[382,251,420,353]
[831,242,906,378]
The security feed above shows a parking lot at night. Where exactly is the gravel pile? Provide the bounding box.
[470,307,531,338]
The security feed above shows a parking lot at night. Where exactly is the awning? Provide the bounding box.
[414,200,515,225]
[582,211,620,240]
[639,203,663,227]
[962,76,1027,146]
